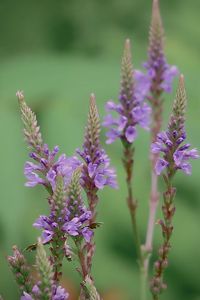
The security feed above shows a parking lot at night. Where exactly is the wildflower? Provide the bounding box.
[151,75,199,176]
[34,171,93,244]
[150,76,199,298]
[103,39,151,144]
[78,94,117,191]
[25,146,81,192]
[135,0,178,99]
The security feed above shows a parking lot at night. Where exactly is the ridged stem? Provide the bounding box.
[143,90,163,299]
[150,177,176,299]
[122,144,145,300]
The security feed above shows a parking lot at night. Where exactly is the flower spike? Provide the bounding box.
[17,91,43,152]
[152,75,199,177]
[150,76,199,298]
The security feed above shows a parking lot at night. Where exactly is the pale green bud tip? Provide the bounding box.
[83,93,100,153]
[36,238,53,296]
[89,93,100,122]
[16,90,24,102]
[123,38,132,61]
[173,74,187,117]
[36,238,53,275]
[125,38,131,52]
[152,0,161,23]
[90,93,96,105]
[149,0,164,50]
[68,166,82,199]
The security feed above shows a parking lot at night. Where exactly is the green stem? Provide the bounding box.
[122,143,144,299]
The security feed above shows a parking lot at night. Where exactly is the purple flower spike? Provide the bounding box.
[135,0,178,103]
[63,168,93,243]
[78,94,117,191]
[152,75,199,176]
[103,39,151,145]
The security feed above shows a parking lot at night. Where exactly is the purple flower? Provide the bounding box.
[173,148,199,175]
[81,227,93,243]
[33,215,55,243]
[125,126,137,143]
[103,40,151,145]
[152,129,199,176]
[136,64,179,97]
[151,76,199,176]
[134,0,179,101]
[52,285,69,300]
[24,143,81,191]
[78,148,118,190]
[21,284,69,300]
[62,217,81,236]
[62,208,93,243]
[21,292,33,300]
[155,158,169,175]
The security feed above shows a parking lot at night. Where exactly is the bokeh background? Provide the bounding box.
[0,0,199,299]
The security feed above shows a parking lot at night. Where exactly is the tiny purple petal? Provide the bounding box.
[81,227,93,243]
[125,126,137,143]
[21,292,34,300]
[94,174,107,189]
[88,163,97,178]
[53,286,69,300]
[155,158,169,175]
[106,129,120,144]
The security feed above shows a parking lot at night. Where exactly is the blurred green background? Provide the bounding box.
[0,0,200,299]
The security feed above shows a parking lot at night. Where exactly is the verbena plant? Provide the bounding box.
[5,1,199,300]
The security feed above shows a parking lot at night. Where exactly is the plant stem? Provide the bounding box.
[142,95,163,298]
[122,144,145,300]
[126,172,142,264]
[86,190,99,273]
[150,178,176,299]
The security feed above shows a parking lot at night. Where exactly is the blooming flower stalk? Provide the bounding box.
[78,94,117,220]
[17,91,94,295]
[17,91,101,299]
[66,168,99,300]
[17,90,80,194]
[103,39,151,269]
[150,75,199,299]
[139,0,179,290]
[21,239,69,300]
[77,94,117,277]
[75,94,117,299]
[103,40,151,145]
[32,169,93,283]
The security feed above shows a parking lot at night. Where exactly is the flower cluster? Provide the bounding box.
[135,0,178,99]
[25,145,80,191]
[78,94,117,190]
[34,204,92,244]
[34,171,93,244]
[151,75,199,176]
[21,284,69,300]
[152,132,199,176]
[77,147,117,190]
[103,39,151,144]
